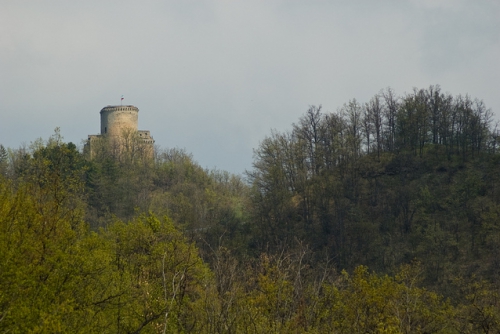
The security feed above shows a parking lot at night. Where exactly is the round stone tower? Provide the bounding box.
[100,105,139,137]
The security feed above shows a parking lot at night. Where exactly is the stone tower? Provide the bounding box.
[85,105,154,158]
[100,105,139,136]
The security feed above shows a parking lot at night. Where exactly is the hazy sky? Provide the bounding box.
[1,1,499,175]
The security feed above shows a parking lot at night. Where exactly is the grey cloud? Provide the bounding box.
[1,1,498,174]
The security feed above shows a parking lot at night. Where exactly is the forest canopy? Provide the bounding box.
[1,85,500,333]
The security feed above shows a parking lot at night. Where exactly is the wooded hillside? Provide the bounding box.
[1,85,500,333]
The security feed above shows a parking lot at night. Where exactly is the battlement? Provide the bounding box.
[100,105,139,114]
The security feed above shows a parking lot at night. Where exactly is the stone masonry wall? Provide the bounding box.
[100,106,139,137]
[86,105,154,160]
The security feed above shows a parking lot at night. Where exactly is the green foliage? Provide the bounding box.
[0,174,211,332]
[0,144,7,176]
[3,86,500,332]
[85,144,250,256]
[455,276,500,333]
[247,86,500,292]
[0,176,90,332]
[98,214,212,333]
[202,249,458,333]
[320,265,456,333]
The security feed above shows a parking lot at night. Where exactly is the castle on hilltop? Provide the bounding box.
[85,105,154,159]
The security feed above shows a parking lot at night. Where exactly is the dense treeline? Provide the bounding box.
[1,85,500,332]
[248,86,500,289]
[1,168,495,332]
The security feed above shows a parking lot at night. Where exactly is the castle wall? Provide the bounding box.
[87,105,154,160]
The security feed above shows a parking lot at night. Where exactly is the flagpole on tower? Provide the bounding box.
[121,95,124,105]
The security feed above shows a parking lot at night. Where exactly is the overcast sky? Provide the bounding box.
[1,0,499,175]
